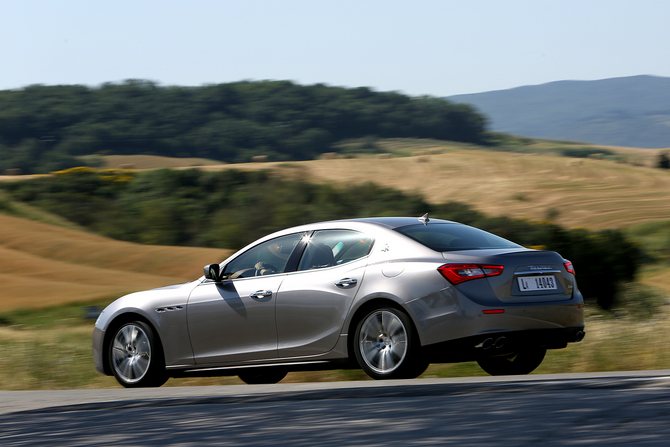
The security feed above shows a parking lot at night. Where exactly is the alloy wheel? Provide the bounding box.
[358,310,408,374]
[111,323,152,384]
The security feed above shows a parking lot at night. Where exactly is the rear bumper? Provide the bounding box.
[406,286,585,347]
[423,327,585,363]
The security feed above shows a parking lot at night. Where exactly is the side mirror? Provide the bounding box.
[204,264,220,281]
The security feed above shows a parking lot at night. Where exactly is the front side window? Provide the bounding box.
[223,233,305,279]
[298,230,374,271]
[395,223,520,252]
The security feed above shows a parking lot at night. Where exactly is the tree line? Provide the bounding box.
[0,167,641,309]
[0,80,488,174]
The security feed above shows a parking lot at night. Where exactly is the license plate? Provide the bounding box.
[518,275,557,291]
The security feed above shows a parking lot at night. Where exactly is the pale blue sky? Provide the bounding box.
[1,0,669,96]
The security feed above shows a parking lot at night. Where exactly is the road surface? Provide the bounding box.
[1,371,670,446]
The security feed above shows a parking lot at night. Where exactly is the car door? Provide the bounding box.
[187,233,304,365]
[276,230,374,358]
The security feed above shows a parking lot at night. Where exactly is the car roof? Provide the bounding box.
[318,216,456,230]
[220,216,460,264]
[239,216,460,252]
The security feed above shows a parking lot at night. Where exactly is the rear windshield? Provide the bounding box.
[395,223,521,252]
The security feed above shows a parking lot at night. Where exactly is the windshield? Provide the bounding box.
[395,223,521,252]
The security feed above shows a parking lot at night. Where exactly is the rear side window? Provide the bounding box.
[395,223,521,252]
[298,230,374,271]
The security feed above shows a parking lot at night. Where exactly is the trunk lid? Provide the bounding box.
[442,249,575,303]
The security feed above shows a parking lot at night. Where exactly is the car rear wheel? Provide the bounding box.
[476,347,547,376]
[238,368,288,384]
[109,321,168,388]
[354,307,428,380]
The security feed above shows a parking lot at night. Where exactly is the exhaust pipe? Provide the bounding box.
[476,338,494,350]
[574,331,585,342]
[494,336,506,349]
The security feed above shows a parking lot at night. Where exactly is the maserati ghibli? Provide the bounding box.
[93,215,585,387]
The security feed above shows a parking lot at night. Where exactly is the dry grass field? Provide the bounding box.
[4,140,667,230]
[189,145,670,231]
[0,213,232,312]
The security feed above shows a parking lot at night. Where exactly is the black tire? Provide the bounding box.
[353,306,428,380]
[476,347,547,376]
[238,368,288,384]
[109,320,168,388]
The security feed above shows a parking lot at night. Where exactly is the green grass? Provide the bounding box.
[0,327,103,390]
[0,299,113,390]
[0,299,113,330]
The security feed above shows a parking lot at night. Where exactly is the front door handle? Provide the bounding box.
[250,290,273,299]
[335,278,358,287]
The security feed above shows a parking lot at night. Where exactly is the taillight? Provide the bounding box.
[563,260,575,275]
[438,264,504,285]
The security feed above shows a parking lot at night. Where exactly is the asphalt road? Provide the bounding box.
[2,371,670,446]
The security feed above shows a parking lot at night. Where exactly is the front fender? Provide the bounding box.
[93,282,199,375]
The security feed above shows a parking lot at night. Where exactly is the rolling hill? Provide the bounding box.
[0,213,231,312]
[448,75,670,149]
[2,141,670,312]
[191,142,670,231]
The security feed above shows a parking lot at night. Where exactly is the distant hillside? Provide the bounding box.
[448,75,670,148]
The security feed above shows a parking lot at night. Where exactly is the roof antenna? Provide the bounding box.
[418,213,430,226]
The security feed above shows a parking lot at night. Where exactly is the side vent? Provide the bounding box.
[156,305,184,313]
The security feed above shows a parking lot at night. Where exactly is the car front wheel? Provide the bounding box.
[109,321,168,388]
[476,347,547,376]
[354,307,428,380]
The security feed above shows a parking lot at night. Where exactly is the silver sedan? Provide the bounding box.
[93,216,585,387]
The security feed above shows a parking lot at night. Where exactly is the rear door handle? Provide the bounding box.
[250,290,273,299]
[335,278,358,287]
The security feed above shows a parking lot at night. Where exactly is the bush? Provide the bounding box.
[613,283,667,320]
[0,197,16,214]
[657,152,670,169]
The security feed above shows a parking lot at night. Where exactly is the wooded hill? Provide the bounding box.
[0,80,487,174]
